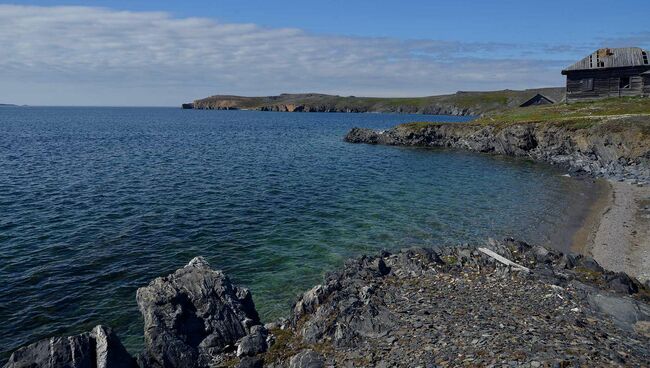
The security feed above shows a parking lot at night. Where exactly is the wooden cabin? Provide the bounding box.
[561,47,650,102]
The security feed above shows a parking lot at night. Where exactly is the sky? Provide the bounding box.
[1,1,649,106]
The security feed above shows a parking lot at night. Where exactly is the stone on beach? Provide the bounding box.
[2,325,137,368]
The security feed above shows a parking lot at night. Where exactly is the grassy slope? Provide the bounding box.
[399,97,650,137]
[193,88,565,114]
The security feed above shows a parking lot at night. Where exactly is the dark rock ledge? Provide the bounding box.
[4,239,650,367]
[344,123,650,184]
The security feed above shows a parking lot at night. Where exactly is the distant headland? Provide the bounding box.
[182,88,565,116]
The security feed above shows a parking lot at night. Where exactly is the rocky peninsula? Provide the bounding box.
[183,88,565,116]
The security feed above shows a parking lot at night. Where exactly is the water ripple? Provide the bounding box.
[0,107,598,358]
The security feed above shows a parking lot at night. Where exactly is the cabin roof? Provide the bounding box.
[562,47,649,73]
[519,93,555,107]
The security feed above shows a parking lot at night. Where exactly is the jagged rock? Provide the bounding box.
[557,253,577,269]
[288,350,324,368]
[236,356,264,368]
[3,325,136,368]
[606,272,639,294]
[532,245,552,264]
[277,241,650,366]
[236,326,268,357]
[576,256,604,273]
[136,256,260,368]
[293,254,400,347]
[588,292,650,331]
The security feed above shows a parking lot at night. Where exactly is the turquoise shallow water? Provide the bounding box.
[0,107,598,357]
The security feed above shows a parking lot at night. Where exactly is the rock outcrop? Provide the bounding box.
[2,325,137,368]
[275,239,650,367]
[136,257,262,368]
[345,119,650,183]
[288,350,324,368]
[5,243,649,367]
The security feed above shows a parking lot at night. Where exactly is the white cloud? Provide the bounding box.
[0,5,577,105]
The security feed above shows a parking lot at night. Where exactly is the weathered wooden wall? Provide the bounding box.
[565,66,650,101]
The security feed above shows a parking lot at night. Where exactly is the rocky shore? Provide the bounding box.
[344,120,650,283]
[344,120,650,183]
[4,239,650,367]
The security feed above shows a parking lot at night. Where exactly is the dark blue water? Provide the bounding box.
[0,107,598,357]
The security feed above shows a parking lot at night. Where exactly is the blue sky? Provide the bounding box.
[2,1,649,105]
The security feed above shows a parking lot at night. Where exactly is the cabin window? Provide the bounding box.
[580,78,594,91]
[595,54,605,68]
[643,51,649,64]
[619,77,631,89]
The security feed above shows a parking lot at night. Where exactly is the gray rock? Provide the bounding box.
[289,350,324,368]
[236,326,268,357]
[576,256,603,273]
[605,272,639,294]
[3,325,136,368]
[532,245,552,264]
[557,254,577,269]
[588,292,650,330]
[136,256,260,368]
[236,356,264,368]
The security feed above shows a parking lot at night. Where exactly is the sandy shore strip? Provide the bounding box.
[583,180,650,283]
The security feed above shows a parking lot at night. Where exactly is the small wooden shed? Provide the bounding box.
[519,93,555,107]
[561,47,650,102]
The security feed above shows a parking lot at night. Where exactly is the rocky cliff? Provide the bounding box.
[345,117,650,183]
[185,88,565,116]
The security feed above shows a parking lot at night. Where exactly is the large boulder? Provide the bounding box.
[289,350,324,368]
[236,326,268,357]
[136,256,260,368]
[3,325,136,368]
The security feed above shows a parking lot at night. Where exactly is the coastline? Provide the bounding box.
[4,112,650,366]
[344,121,650,282]
[569,178,612,254]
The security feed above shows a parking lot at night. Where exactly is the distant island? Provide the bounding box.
[0,104,18,107]
[182,87,565,116]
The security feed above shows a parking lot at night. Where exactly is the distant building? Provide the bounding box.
[561,47,650,102]
[519,93,555,107]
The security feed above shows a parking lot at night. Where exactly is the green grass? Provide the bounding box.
[475,97,650,125]
[398,97,650,135]
[397,121,448,130]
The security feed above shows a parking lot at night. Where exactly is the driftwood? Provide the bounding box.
[478,247,531,273]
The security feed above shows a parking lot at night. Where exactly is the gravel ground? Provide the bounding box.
[252,239,650,368]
